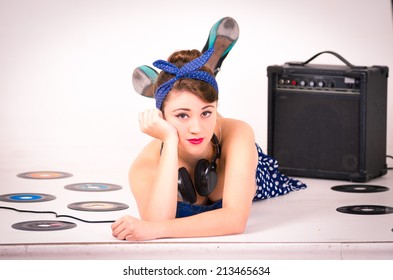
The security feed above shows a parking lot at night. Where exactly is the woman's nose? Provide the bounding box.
[189,118,201,133]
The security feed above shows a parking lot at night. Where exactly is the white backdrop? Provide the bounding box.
[1,0,392,173]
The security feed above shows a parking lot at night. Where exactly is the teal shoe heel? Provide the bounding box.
[202,17,239,75]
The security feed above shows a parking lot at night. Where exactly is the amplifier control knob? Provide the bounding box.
[327,81,335,88]
[318,81,325,87]
[309,81,315,87]
[300,80,306,86]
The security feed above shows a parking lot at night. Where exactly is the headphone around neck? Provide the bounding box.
[178,134,221,204]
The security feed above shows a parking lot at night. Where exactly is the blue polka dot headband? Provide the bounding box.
[153,47,219,109]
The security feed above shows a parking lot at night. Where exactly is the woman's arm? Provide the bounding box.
[112,205,249,241]
[130,109,180,221]
[129,139,179,221]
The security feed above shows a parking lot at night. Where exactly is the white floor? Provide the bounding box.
[1,157,392,260]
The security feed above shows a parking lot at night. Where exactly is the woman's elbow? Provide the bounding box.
[230,214,249,234]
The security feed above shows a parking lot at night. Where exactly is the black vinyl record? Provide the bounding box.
[332,184,389,193]
[0,193,56,203]
[64,182,122,192]
[337,205,393,215]
[17,171,72,180]
[12,220,77,231]
[67,201,129,212]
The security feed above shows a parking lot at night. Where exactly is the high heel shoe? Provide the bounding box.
[132,65,158,98]
[202,17,239,75]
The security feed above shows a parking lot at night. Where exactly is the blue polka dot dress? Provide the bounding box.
[253,143,306,201]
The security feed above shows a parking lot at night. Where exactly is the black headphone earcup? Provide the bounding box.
[195,159,217,196]
[178,167,197,204]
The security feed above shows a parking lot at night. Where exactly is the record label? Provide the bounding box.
[337,205,393,215]
[64,183,122,192]
[12,220,76,231]
[67,201,129,212]
[0,193,56,203]
[17,171,73,180]
[332,184,389,193]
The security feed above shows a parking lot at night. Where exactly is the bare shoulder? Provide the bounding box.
[129,139,161,183]
[219,117,255,144]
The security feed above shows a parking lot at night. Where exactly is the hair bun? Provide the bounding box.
[168,49,201,66]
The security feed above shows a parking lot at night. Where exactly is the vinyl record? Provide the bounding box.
[0,193,56,203]
[337,205,393,215]
[64,183,122,192]
[12,220,76,231]
[17,171,73,180]
[332,184,389,193]
[67,201,129,212]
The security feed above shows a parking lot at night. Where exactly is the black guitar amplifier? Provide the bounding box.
[267,51,389,182]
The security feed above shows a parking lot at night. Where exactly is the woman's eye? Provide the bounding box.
[176,113,189,120]
[202,111,212,117]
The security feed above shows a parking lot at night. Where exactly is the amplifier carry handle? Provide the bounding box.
[288,51,366,69]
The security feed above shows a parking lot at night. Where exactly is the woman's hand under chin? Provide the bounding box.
[138,108,178,143]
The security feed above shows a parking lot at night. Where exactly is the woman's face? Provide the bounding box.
[163,89,217,157]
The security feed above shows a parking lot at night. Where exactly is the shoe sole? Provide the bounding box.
[132,65,157,98]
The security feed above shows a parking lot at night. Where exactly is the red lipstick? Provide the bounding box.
[187,138,204,145]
